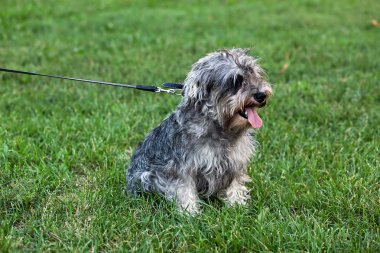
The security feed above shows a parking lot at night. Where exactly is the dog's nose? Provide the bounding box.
[254,92,267,103]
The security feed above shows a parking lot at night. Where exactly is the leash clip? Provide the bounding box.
[156,87,182,96]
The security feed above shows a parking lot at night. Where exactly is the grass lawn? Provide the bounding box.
[1,0,379,252]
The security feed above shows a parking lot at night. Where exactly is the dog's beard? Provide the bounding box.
[221,95,264,130]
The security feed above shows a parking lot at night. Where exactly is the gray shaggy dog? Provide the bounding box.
[126,48,272,214]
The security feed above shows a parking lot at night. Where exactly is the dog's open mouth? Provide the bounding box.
[238,107,263,129]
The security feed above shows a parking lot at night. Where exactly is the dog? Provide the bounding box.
[126,48,272,214]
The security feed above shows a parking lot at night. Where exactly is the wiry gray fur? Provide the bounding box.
[126,48,272,214]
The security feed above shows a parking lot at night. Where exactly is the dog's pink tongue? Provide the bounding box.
[246,107,263,129]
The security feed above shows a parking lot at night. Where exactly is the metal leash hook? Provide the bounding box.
[156,87,182,96]
[160,82,183,96]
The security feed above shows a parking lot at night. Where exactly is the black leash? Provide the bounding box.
[0,67,183,95]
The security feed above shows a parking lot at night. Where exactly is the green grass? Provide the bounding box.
[1,0,379,252]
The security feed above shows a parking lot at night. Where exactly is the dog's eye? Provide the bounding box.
[229,74,244,94]
[234,74,244,88]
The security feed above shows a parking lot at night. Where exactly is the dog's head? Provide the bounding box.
[182,48,272,131]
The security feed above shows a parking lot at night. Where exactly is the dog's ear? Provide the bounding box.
[183,81,199,98]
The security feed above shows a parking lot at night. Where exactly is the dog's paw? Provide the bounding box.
[178,202,200,215]
[218,183,251,206]
[225,190,250,206]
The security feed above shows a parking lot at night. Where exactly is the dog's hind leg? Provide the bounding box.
[139,171,200,214]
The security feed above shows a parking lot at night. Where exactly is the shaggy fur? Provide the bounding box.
[126,48,272,214]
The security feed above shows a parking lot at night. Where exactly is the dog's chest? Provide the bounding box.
[202,137,251,166]
[189,134,255,194]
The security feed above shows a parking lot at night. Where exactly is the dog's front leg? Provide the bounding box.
[218,174,251,206]
[175,181,200,215]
